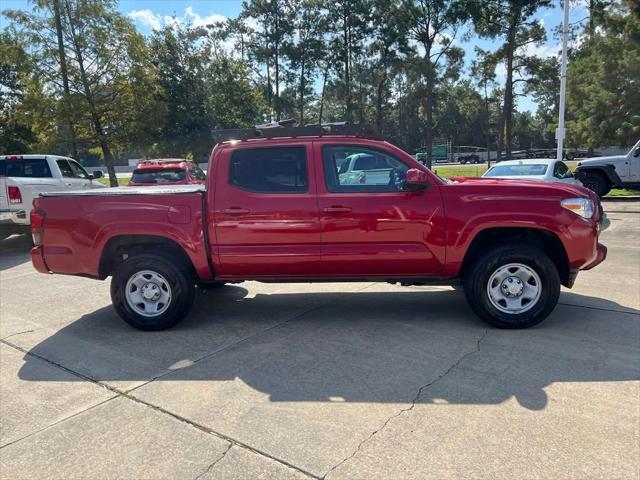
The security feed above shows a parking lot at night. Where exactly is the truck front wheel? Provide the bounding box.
[111,254,195,331]
[463,245,560,329]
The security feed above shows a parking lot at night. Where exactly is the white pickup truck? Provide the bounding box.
[0,154,106,240]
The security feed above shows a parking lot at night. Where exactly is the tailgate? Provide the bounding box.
[0,177,7,211]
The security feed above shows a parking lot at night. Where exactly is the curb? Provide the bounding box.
[601,196,640,202]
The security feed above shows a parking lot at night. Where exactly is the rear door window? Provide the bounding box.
[229,147,307,193]
[0,158,52,178]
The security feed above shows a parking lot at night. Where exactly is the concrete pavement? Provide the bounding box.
[1,202,638,479]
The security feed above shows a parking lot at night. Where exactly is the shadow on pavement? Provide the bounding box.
[14,284,640,410]
[0,234,32,271]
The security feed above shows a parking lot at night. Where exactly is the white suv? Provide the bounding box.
[576,139,640,197]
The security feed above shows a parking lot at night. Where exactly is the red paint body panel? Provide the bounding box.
[31,136,605,285]
[31,193,212,280]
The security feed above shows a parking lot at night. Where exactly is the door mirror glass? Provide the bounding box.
[404,168,429,190]
[634,147,640,158]
[91,170,104,179]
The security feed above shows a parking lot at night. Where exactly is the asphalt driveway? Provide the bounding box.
[1,202,638,479]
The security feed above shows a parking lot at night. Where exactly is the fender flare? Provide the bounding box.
[575,164,622,187]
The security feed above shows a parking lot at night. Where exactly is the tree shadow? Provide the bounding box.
[15,285,640,411]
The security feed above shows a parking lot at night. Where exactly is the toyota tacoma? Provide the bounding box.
[30,125,607,330]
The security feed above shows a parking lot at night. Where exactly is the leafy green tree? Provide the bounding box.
[566,0,640,147]
[0,31,36,154]
[402,0,467,168]
[470,0,552,159]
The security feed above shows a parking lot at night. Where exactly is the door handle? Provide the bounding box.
[323,206,352,213]
[222,207,250,215]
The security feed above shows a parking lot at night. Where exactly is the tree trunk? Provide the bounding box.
[319,64,329,124]
[299,61,305,124]
[265,26,272,120]
[484,79,491,167]
[53,0,78,159]
[424,79,435,170]
[375,76,385,134]
[343,7,352,122]
[64,1,117,186]
[502,20,517,159]
[274,2,280,121]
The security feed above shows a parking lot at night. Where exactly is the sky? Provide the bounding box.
[2,0,589,113]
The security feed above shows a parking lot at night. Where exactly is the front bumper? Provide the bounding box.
[583,242,607,271]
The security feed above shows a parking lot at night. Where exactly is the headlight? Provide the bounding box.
[561,197,595,219]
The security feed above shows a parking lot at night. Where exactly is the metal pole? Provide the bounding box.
[556,0,570,162]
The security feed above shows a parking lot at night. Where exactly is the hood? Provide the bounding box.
[578,155,625,165]
[449,176,593,199]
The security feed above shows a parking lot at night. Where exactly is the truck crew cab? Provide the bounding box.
[30,124,607,331]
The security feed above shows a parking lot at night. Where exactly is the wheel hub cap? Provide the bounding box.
[142,282,161,301]
[501,276,524,297]
[487,263,542,314]
[125,270,172,318]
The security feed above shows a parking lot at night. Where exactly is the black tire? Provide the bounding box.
[110,253,195,331]
[463,244,560,329]
[581,172,610,197]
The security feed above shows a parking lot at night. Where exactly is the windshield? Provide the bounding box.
[484,164,548,177]
[130,168,186,183]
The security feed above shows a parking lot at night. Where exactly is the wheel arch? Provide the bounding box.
[98,234,197,279]
[460,227,572,287]
[576,165,622,187]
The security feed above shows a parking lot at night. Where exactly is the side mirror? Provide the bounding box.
[91,170,104,179]
[633,147,640,158]
[404,168,429,191]
[573,171,586,181]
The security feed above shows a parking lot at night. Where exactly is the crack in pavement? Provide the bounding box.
[193,443,233,480]
[0,329,37,341]
[557,302,639,315]
[321,329,489,480]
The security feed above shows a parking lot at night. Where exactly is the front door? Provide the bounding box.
[57,159,91,189]
[317,142,446,277]
[213,144,321,278]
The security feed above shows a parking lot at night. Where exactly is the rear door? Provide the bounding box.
[317,141,446,276]
[212,144,321,277]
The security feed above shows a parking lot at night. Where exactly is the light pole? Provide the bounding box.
[556,0,571,162]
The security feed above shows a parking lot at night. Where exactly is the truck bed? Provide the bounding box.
[39,184,206,197]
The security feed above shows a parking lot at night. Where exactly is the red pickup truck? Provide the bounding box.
[30,128,607,331]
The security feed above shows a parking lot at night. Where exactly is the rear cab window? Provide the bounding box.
[229,147,308,193]
[0,158,52,178]
[131,168,187,184]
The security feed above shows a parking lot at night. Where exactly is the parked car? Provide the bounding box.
[482,159,583,186]
[30,126,606,331]
[575,139,640,197]
[128,159,206,186]
[0,154,104,240]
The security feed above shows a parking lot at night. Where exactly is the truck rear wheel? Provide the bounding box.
[463,244,560,329]
[111,254,195,331]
